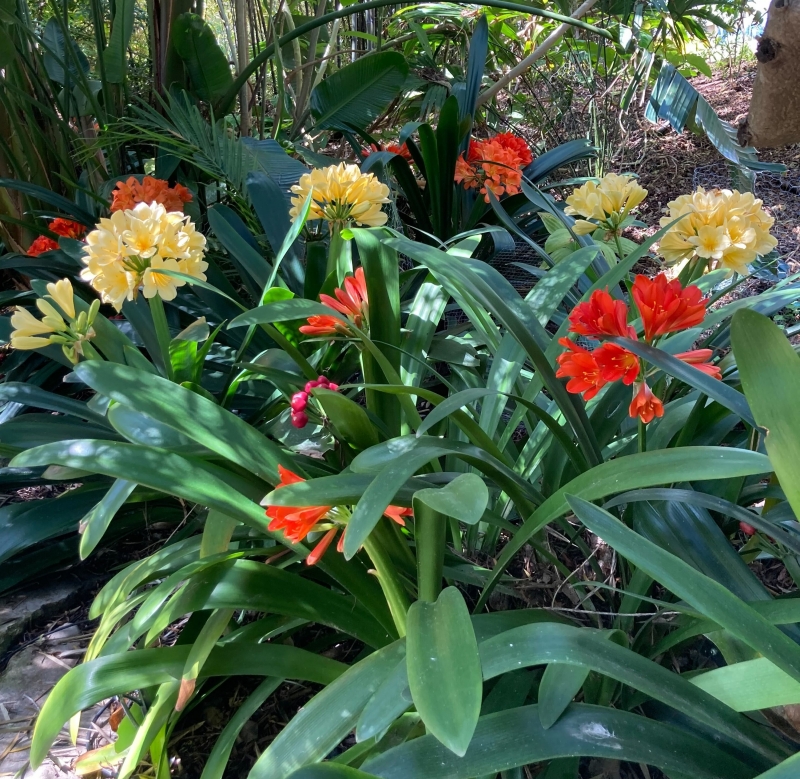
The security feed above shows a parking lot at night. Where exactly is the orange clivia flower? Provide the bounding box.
[629,382,664,424]
[265,465,412,565]
[676,349,721,380]
[49,218,87,239]
[300,267,368,337]
[456,135,531,202]
[493,132,533,166]
[455,156,481,190]
[556,338,607,400]
[110,176,193,213]
[386,143,413,162]
[594,343,640,385]
[631,274,707,341]
[568,289,632,338]
[27,236,59,256]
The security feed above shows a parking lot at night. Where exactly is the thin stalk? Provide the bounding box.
[414,501,446,602]
[637,419,646,453]
[364,532,410,637]
[148,295,175,381]
[218,0,613,112]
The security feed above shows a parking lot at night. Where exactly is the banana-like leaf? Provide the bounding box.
[103,0,135,83]
[172,13,234,104]
[310,52,409,130]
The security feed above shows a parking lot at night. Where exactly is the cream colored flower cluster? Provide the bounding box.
[81,202,207,311]
[658,187,777,275]
[290,163,391,229]
[565,173,648,235]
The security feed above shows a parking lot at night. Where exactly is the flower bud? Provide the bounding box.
[87,299,101,325]
[291,411,309,428]
[75,311,88,332]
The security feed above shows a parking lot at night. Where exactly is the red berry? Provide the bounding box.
[740,521,756,536]
[291,411,309,428]
[317,375,329,385]
[305,380,319,392]
[328,383,339,391]
[290,391,308,411]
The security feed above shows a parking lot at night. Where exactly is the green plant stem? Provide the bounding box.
[414,500,447,602]
[364,531,410,637]
[148,295,174,381]
[613,231,626,262]
[327,226,351,283]
[638,419,647,453]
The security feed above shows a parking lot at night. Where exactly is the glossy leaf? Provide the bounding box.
[477,447,772,609]
[566,496,800,683]
[74,361,292,482]
[406,587,482,756]
[310,52,409,130]
[249,641,406,779]
[362,704,753,779]
[172,13,234,103]
[732,309,800,522]
[30,644,345,767]
[413,473,488,525]
[79,479,137,559]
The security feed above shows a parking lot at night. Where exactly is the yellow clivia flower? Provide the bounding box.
[10,306,57,350]
[81,201,207,310]
[659,187,778,275]
[290,163,391,229]
[46,278,76,319]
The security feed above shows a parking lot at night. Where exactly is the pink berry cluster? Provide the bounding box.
[290,375,339,429]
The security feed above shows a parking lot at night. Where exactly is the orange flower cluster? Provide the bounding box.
[266,465,412,565]
[300,267,368,337]
[110,176,192,213]
[364,142,413,162]
[27,219,87,255]
[556,274,719,424]
[455,133,533,202]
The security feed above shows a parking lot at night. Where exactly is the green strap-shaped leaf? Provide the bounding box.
[79,479,137,559]
[537,664,590,730]
[73,361,292,482]
[476,447,772,610]
[691,656,800,712]
[731,309,800,522]
[566,495,800,684]
[361,703,753,779]
[479,622,787,767]
[202,678,284,779]
[249,642,406,779]
[413,473,488,526]
[30,644,345,768]
[406,587,482,757]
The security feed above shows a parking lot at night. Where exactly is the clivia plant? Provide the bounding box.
[5,134,800,779]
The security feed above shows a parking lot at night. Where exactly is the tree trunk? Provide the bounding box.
[738,0,800,148]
